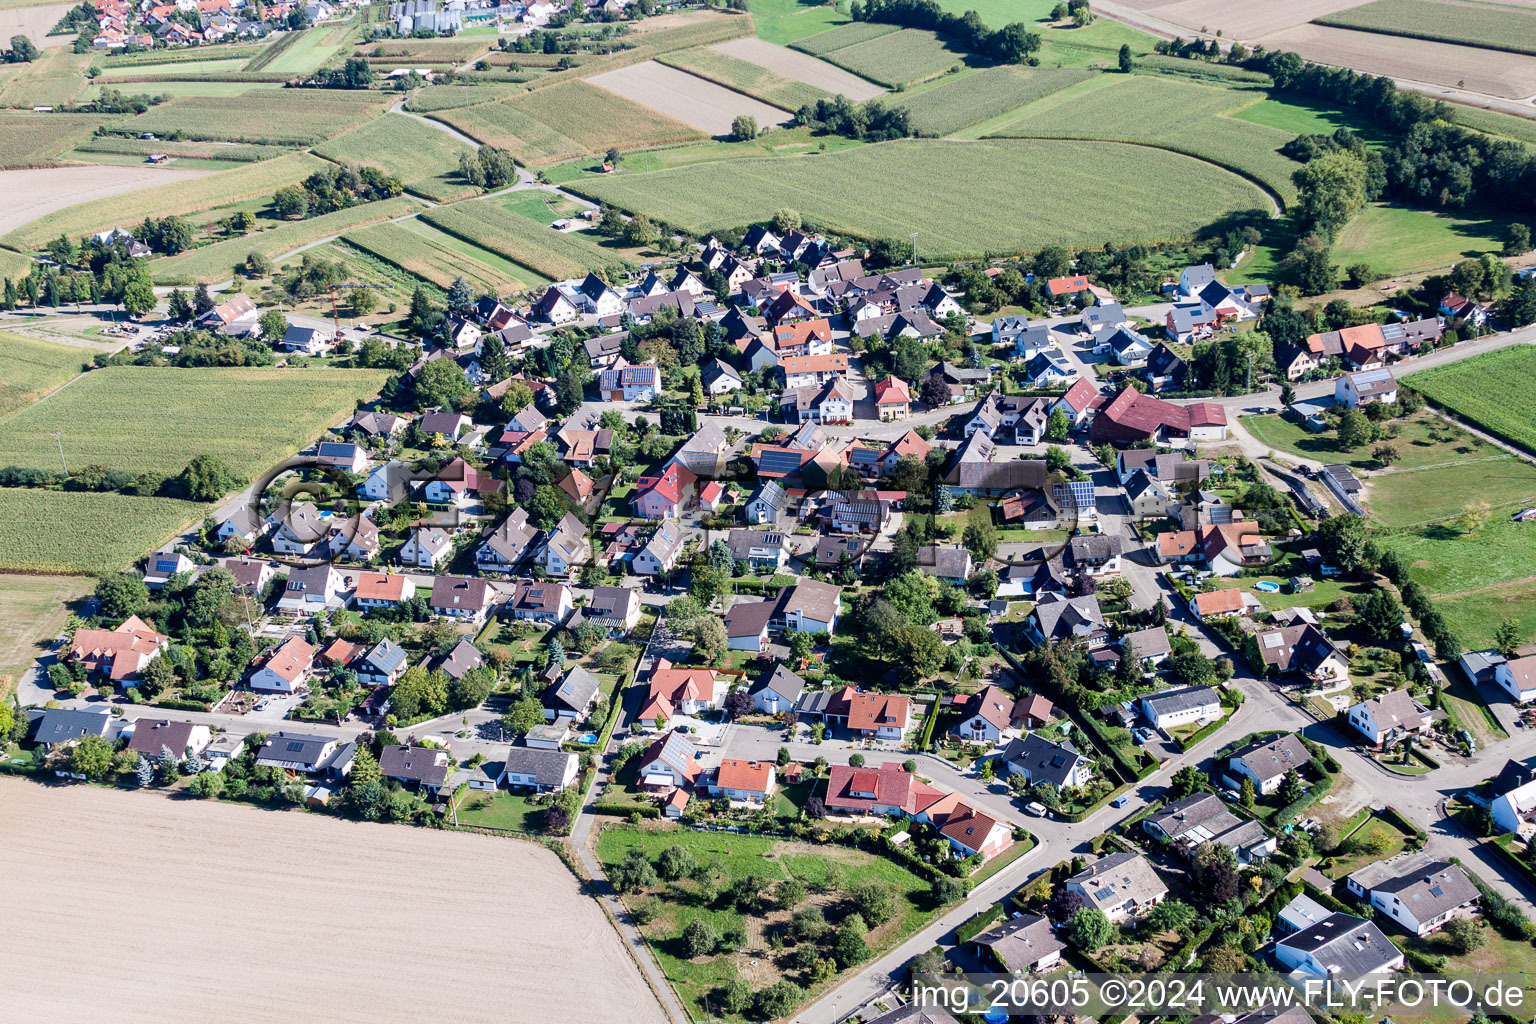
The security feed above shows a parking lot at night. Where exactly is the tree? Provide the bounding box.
[1495,618,1525,659]
[1371,442,1399,466]
[623,213,658,247]
[1278,768,1305,804]
[414,358,472,410]
[135,754,155,787]
[851,882,897,926]
[1442,917,1487,954]
[724,687,752,719]
[930,875,965,906]
[848,753,866,768]
[1502,278,1536,329]
[963,519,998,561]
[694,616,728,666]
[1117,42,1133,72]
[1068,907,1112,951]
[1170,765,1208,799]
[771,208,801,234]
[754,981,802,1019]
[121,275,155,318]
[500,695,544,738]
[731,114,758,141]
[1048,887,1084,923]
[1354,589,1404,644]
[919,374,951,409]
[8,34,38,61]
[69,733,114,779]
[1292,149,1368,237]
[682,918,717,958]
[1240,775,1256,808]
[611,847,657,892]
[934,483,953,514]
[166,289,193,322]
[96,572,149,620]
[1046,406,1070,441]
[258,309,289,344]
[833,918,869,968]
[446,276,472,312]
[1336,408,1371,449]
[175,454,237,501]
[189,769,223,798]
[1505,223,1532,256]
[1146,898,1196,933]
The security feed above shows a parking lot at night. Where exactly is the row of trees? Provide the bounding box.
[851,0,1042,65]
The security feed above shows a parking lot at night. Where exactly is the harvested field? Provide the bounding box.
[0,574,91,690]
[0,488,207,573]
[315,113,477,201]
[710,35,884,99]
[986,74,1301,204]
[72,137,287,162]
[0,781,667,1024]
[342,220,548,295]
[0,48,91,107]
[148,194,423,285]
[122,90,392,145]
[523,10,752,87]
[791,19,899,55]
[0,0,74,47]
[812,27,967,87]
[403,83,519,111]
[1111,0,1361,39]
[0,329,85,418]
[0,365,391,479]
[1315,0,1536,57]
[587,60,794,135]
[0,163,210,243]
[1256,23,1536,99]
[436,78,706,163]
[661,45,834,110]
[421,200,635,280]
[892,65,1092,136]
[575,137,1269,257]
[0,111,115,168]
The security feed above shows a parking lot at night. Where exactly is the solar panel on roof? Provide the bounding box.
[759,450,803,476]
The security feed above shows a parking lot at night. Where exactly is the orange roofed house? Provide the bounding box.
[69,615,169,687]
[633,460,697,520]
[846,691,912,741]
[705,758,778,804]
[825,762,1015,860]
[638,658,725,727]
[874,376,911,420]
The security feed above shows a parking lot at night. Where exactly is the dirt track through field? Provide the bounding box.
[588,60,795,136]
[710,36,885,101]
[0,779,668,1024]
[1256,23,1536,98]
[0,165,208,237]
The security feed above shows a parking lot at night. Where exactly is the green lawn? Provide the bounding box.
[1333,202,1519,277]
[1324,815,1410,878]
[573,137,1270,259]
[748,0,851,45]
[595,825,942,1019]
[0,330,87,419]
[1230,95,1396,147]
[1240,411,1502,471]
[1436,577,1536,652]
[1212,574,1367,612]
[454,789,542,831]
[1364,457,1536,528]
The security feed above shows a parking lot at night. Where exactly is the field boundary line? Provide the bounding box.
[653,54,804,113]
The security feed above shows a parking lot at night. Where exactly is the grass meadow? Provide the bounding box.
[0,365,390,479]
[1333,203,1520,277]
[0,573,93,692]
[315,113,478,202]
[1240,410,1501,471]
[574,137,1269,257]
[0,112,119,169]
[420,201,635,280]
[747,0,851,45]
[1364,457,1536,529]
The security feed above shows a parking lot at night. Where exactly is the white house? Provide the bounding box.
[1350,857,1479,936]
[749,665,805,715]
[1064,852,1167,924]
[1347,689,1431,748]
[500,747,579,792]
[706,759,778,804]
[1495,656,1536,703]
[399,527,452,569]
[1138,685,1221,731]
[248,637,315,693]
[1335,367,1398,408]
[1274,913,1403,976]
[950,684,1018,744]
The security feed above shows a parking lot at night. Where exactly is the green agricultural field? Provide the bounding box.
[891,65,1092,136]
[0,488,209,575]
[0,247,33,282]
[812,27,968,87]
[1316,0,1536,57]
[342,220,546,295]
[748,0,850,44]
[1333,203,1520,277]
[1231,96,1394,146]
[3,151,329,251]
[1404,347,1536,457]
[927,0,1054,27]
[421,201,634,281]
[254,23,352,74]
[0,331,86,419]
[435,79,704,164]
[595,825,940,1020]
[985,74,1301,205]
[147,194,422,285]
[0,365,389,480]
[403,84,519,112]
[1240,410,1502,471]
[315,114,477,202]
[1452,105,1536,147]
[122,90,391,146]
[0,49,92,108]
[71,137,286,162]
[791,20,899,55]
[574,137,1270,258]
[97,44,265,68]
[660,45,832,110]
[523,11,752,87]
[1365,457,1536,529]
[0,112,115,168]
[94,57,252,78]
[85,79,284,100]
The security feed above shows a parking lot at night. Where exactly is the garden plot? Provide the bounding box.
[709,35,884,100]
[587,60,794,136]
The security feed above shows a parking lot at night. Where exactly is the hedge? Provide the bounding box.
[1177,708,1234,751]
[1271,772,1333,826]
[1378,805,1428,843]
[955,904,1005,943]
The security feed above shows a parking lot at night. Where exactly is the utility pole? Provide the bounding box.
[1246,350,1253,393]
[52,431,67,475]
[910,232,918,267]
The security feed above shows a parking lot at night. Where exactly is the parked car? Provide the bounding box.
[1025,801,1048,817]
[1111,796,1129,808]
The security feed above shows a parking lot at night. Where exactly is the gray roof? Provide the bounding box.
[32,708,113,746]
[974,913,1066,972]
[362,639,408,675]
[999,733,1086,788]
[1082,302,1126,329]
[1168,301,1216,333]
[724,599,775,638]
[1369,860,1478,921]
[1120,625,1171,659]
[1141,685,1219,715]
[436,637,485,681]
[639,522,685,563]
[1278,913,1401,974]
[1066,851,1168,908]
[728,528,788,561]
[917,543,971,579]
[549,666,602,713]
[1068,533,1122,564]
[256,732,336,768]
[863,1006,960,1024]
[1029,592,1104,640]
[503,746,578,788]
[378,744,452,788]
[586,585,639,625]
[750,664,806,703]
[1229,732,1309,783]
[1181,263,1217,292]
[748,480,788,512]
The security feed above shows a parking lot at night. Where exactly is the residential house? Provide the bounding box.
[68,615,169,687]
[1139,685,1221,731]
[537,512,587,577]
[873,376,911,420]
[1106,325,1155,366]
[997,732,1093,789]
[1024,593,1106,647]
[744,480,789,526]
[916,544,973,584]
[1091,386,1227,443]
[1125,471,1173,520]
[417,411,471,442]
[1255,623,1348,684]
[360,460,410,505]
[772,578,842,634]
[1347,689,1432,748]
[972,914,1065,975]
[727,529,789,572]
[213,507,264,546]
[435,637,485,683]
[1349,856,1479,936]
[997,490,1058,530]
[846,692,911,741]
[1274,913,1404,976]
[351,573,415,612]
[1496,655,1536,703]
[1064,852,1168,923]
[633,522,686,576]
[640,658,723,723]
[1439,291,1489,328]
[399,527,453,569]
[702,358,742,396]
[255,732,356,776]
[1200,521,1272,577]
[1224,732,1310,795]
[724,599,774,652]
[430,575,496,623]
[1192,588,1257,622]
[477,508,539,572]
[1067,534,1122,577]
[1082,301,1127,335]
[1335,367,1398,408]
[636,729,704,790]
[379,744,454,795]
[1142,791,1275,862]
[1144,343,1187,391]
[142,549,193,590]
[354,639,408,687]
[124,718,211,760]
[583,585,641,634]
[507,580,571,625]
[1120,625,1171,668]
[545,665,601,721]
[1115,449,1211,487]
[1045,274,1091,299]
[275,565,344,615]
[749,664,805,715]
[1491,757,1536,835]
[31,708,115,752]
[633,461,696,519]
[248,637,316,693]
[1052,377,1099,428]
[583,331,627,370]
[706,759,778,804]
[599,362,661,402]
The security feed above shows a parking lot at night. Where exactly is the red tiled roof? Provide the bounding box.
[715,759,775,794]
[636,461,697,505]
[1046,274,1090,296]
[874,376,911,404]
[1194,588,1246,616]
[1059,377,1097,413]
[846,692,911,732]
[353,573,410,603]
